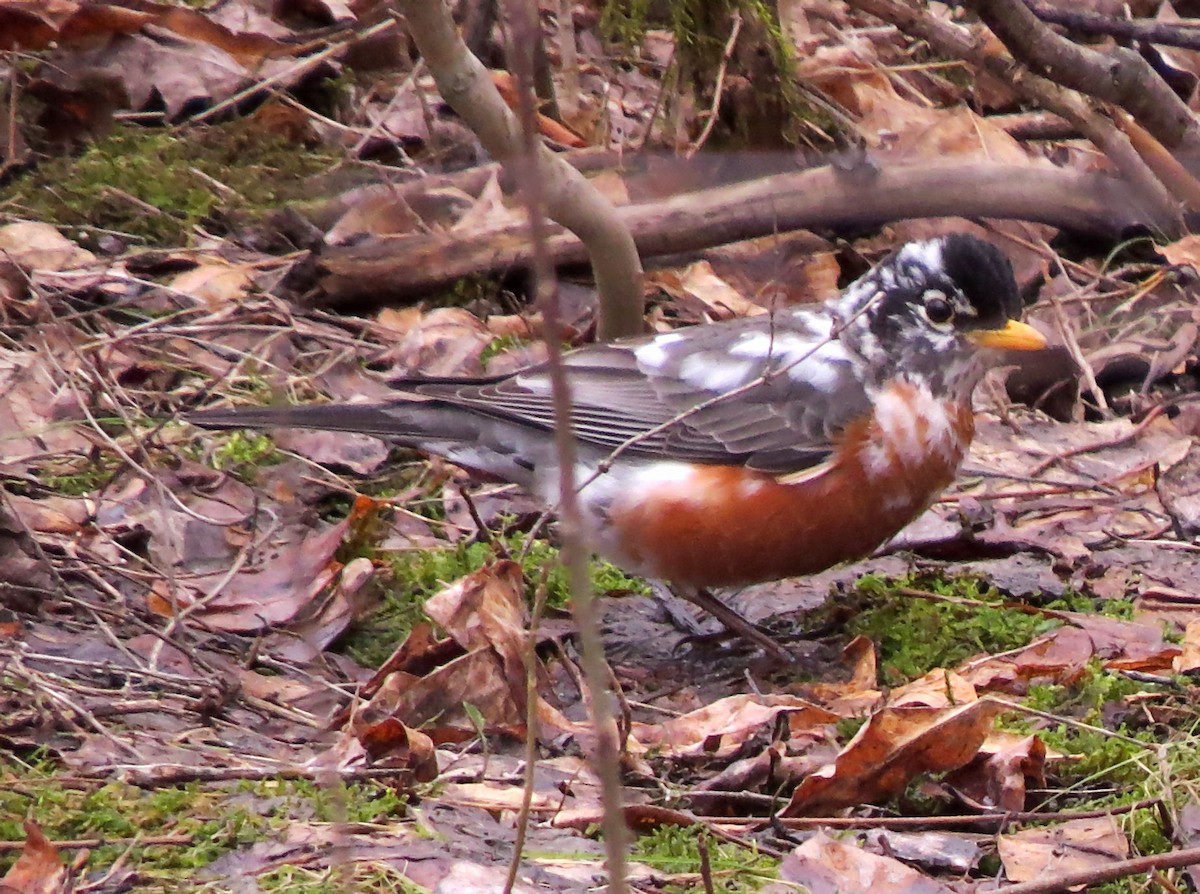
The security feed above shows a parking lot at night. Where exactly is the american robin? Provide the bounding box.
[189,234,1046,658]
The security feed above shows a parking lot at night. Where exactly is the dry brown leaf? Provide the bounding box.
[696,741,837,799]
[0,221,96,271]
[347,563,534,740]
[37,11,301,123]
[586,168,631,205]
[452,172,524,233]
[486,313,538,339]
[326,191,426,245]
[1174,619,1200,673]
[375,305,426,337]
[784,698,1004,816]
[649,261,767,321]
[438,781,559,813]
[631,694,839,758]
[959,626,1097,694]
[355,651,523,740]
[154,510,353,634]
[944,733,1047,812]
[859,827,985,874]
[1066,612,1180,672]
[0,348,95,472]
[356,718,440,780]
[844,634,878,691]
[0,0,143,50]
[886,669,977,709]
[384,306,493,377]
[271,428,391,476]
[0,820,69,894]
[765,831,955,894]
[3,493,89,534]
[490,70,588,148]
[424,561,529,696]
[170,262,255,308]
[998,817,1128,883]
[1162,236,1200,272]
[793,634,883,716]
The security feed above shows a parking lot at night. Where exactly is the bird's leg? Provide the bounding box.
[669,584,797,664]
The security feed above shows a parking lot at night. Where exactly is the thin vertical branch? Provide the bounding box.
[499,4,631,890]
[503,575,550,894]
[557,0,581,115]
[395,0,644,339]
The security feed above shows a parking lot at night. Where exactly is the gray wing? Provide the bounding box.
[408,310,872,473]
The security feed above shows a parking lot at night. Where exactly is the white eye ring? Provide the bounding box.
[922,290,954,326]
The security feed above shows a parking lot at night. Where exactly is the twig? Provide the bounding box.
[697,833,716,894]
[397,0,644,340]
[83,765,411,788]
[504,574,551,894]
[685,12,743,159]
[0,834,192,852]
[556,0,580,114]
[1029,403,1167,476]
[969,0,1200,155]
[186,19,398,126]
[491,2,630,890]
[1045,264,1108,414]
[769,797,1159,830]
[992,110,1075,141]
[1025,2,1200,51]
[988,697,1155,749]
[317,160,1169,305]
[850,0,1181,231]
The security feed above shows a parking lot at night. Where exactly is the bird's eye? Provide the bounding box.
[923,291,954,325]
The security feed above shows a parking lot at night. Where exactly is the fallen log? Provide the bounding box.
[313,160,1164,309]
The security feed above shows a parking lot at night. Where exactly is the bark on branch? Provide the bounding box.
[849,0,1182,228]
[970,0,1200,154]
[396,0,644,339]
[314,160,1161,307]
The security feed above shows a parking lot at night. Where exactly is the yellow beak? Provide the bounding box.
[968,320,1047,352]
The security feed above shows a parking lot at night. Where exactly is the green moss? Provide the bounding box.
[0,755,408,886]
[209,431,283,481]
[1024,665,1148,721]
[843,574,1138,686]
[480,333,530,366]
[0,122,338,246]
[258,864,428,892]
[632,825,777,892]
[436,275,503,308]
[39,457,115,496]
[847,575,1058,685]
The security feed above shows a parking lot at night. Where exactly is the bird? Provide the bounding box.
[188,234,1046,660]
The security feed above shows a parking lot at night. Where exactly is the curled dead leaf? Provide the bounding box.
[784,698,1004,816]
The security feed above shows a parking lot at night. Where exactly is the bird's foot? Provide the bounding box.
[654,583,797,665]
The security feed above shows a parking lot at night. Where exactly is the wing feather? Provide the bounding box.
[405,311,871,473]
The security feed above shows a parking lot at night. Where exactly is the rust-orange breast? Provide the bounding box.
[606,382,976,588]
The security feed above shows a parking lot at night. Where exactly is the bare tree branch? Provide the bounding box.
[499,2,631,891]
[969,0,1200,155]
[315,160,1163,307]
[395,0,644,339]
[849,0,1182,229]
[1025,2,1200,51]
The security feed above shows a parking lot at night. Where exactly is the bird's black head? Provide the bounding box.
[838,234,1044,396]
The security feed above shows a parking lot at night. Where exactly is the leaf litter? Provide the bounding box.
[4,0,1200,891]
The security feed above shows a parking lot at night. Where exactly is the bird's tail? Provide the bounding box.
[186,401,537,485]
[186,402,439,443]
